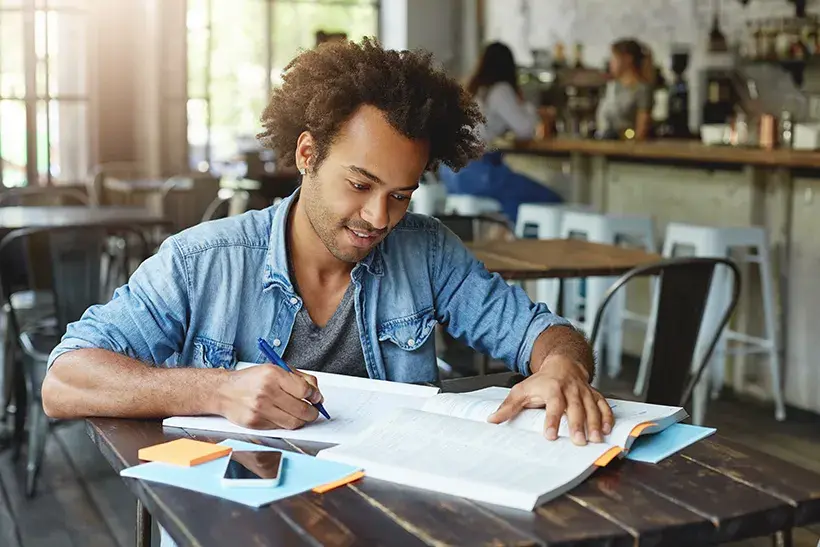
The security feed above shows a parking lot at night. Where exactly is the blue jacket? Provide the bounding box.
[48,190,570,383]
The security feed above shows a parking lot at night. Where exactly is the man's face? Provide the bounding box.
[296,105,429,263]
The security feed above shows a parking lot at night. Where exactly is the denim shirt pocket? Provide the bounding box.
[376,307,437,351]
[192,336,238,369]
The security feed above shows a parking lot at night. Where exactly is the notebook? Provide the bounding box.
[625,423,717,463]
[315,385,689,511]
[121,439,363,508]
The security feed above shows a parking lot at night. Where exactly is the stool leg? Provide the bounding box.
[635,274,661,397]
[709,269,731,400]
[585,277,608,388]
[758,245,787,421]
[606,280,625,378]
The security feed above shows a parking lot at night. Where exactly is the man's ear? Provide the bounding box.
[295,131,315,174]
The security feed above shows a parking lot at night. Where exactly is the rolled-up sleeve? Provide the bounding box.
[431,222,572,376]
[47,236,190,369]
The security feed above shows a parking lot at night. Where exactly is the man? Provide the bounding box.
[43,38,613,446]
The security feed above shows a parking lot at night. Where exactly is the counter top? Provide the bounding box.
[501,138,820,169]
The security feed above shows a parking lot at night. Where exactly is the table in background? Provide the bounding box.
[0,206,169,235]
[88,373,820,547]
[466,238,662,280]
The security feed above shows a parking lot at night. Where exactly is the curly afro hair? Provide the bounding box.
[257,37,485,173]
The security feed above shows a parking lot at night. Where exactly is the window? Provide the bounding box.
[186,0,380,171]
[0,0,90,188]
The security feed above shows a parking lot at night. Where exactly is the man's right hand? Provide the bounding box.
[217,365,324,430]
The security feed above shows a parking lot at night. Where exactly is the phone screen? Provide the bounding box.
[222,451,283,481]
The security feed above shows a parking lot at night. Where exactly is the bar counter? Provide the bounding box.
[500,137,820,169]
[494,136,820,418]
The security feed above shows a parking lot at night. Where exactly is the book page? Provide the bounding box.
[162,370,440,444]
[235,363,441,398]
[318,407,614,511]
[421,388,687,448]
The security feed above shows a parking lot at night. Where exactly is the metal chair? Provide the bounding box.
[0,224,153,496]
[587,257,741,424]
[86,161,148,206]
[434,213,513,243]
[0,186,90,424]
[201,188,252,222]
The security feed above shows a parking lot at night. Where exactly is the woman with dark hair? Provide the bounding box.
[596,38,655,140]
[466,41,542,142]
[438,41,562,224]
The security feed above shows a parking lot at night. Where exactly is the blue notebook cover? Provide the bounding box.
[626,423,716,464]
[120,438,362,507]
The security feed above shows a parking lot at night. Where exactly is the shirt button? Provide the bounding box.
[407,338,415,347]
[290,297,298,305]
[273,339,281,347]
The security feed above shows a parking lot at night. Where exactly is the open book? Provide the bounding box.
[163,369,687,511]
[316,387,687,511]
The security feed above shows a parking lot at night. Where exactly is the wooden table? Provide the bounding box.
[466,238,662,280]
[0,206,169,234]
[88,374,820,547]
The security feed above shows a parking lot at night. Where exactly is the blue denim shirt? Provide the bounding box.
[48,190,571,383]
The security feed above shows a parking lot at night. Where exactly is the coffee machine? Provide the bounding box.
[659,47,692,137]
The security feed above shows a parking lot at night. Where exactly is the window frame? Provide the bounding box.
[186,0,381,170]
[0,0,92,188]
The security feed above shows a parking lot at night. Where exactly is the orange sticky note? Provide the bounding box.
[138,438,232,467]
[312,470,365,494]
[594,446,623,467]
[629,422,658,438]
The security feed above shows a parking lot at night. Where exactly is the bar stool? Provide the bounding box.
[559,211,657,383]
[514,203,597,311]
[636,222,786,424]
[410,180,446,216]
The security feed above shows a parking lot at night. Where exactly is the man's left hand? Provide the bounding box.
[487,355,614,445]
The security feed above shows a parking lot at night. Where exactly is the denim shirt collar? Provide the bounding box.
[262,188,384,291]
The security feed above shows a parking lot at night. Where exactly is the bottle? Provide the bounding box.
[779,110,794,148]
[573,42,584,68]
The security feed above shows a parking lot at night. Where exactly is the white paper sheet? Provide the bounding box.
[318,407,612,511]
[421,387,688,448]
[162,367,440,444]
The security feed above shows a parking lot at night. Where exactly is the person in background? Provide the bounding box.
[596,38,655,140]
[437,41,563,225]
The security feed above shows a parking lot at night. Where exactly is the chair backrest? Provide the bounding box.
[434,213,512,243]
[0,186,90,207]
[157,172,221,232]
[0,225,150,334]
[588,256,741,408]
[86,161,147,206]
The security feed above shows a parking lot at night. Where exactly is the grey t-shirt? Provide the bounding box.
[281,280,368,378]
[597,80,654,135]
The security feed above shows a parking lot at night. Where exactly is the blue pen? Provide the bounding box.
[257,337,331,420]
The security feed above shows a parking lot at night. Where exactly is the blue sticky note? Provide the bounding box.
[120,439,361,507]
[626,423,717,464]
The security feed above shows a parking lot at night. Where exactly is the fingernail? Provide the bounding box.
[545,427,557,439]
[603,423,612,434]
[573,430,586,445]
[591,430,603,443]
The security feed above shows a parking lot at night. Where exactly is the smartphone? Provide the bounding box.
[221,450,284,488]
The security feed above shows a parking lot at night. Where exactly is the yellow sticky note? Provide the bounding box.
[138,438,232,467]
